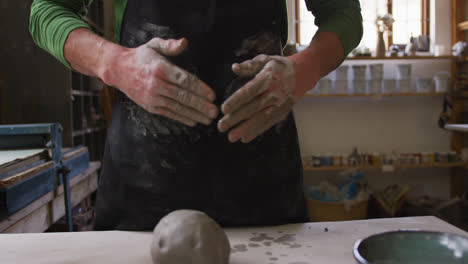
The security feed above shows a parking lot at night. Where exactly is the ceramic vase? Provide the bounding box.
[376,31,386,57]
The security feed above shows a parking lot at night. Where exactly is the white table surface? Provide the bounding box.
[0,149,45,166]
[0,216,466,264]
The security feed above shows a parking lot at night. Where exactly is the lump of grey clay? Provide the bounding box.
[150,210,231,264]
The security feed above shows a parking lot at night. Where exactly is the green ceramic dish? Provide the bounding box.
[353,230,468,264]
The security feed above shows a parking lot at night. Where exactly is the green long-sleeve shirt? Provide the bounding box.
[29,0,363,68]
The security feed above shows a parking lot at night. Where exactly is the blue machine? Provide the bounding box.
[0,123,90,232]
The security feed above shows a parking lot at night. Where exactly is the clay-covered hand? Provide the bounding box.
[218,55,298,143]
[103,37,218,127]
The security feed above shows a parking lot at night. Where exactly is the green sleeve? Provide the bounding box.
[114,0,128,44]
[305,0,363,56]
[29,0,93,68]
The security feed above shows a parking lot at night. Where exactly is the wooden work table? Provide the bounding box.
[0,162,100,233]
[0,216,466,264]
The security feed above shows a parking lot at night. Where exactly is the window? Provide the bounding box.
[295,0,429,51]
[392,0,426,44]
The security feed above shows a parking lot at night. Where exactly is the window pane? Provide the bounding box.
[356,0,387,49]
[299,0,314,22]
[299,21,318,45]
[362,22,378,50]
[393,22,408,44]
[392,0,408,20]
[298,0,318,44]
[392,0,422,44]
[295,0,424,51]
[297,0,387,46]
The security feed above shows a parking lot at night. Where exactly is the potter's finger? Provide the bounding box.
[156,60,216,102]
[232,54,271,77]
[227,107,272,143]
[218,95,276,133]
[151,106,197,127]
[151,96,212,125]
[154,78,218,119]
[146,37,188,57]
[241,110,289,143]
[229,98,294,143]
[221,72,272,114]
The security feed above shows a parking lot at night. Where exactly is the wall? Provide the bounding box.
[288,0,460,199]
[0,0,74,146]
[430,0,452,55]
[296,60,453,199]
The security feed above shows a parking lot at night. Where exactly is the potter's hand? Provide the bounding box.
[218,55,298,143]
[104,37,218,126]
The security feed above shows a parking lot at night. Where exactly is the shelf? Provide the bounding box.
[303,92,445,98]
[444,124,468,132]
[451,90,468,98]
[303,162,468,171]
[347,55,455,61]
[72,126,106,137]
[71,90,99,97]
[458,20,468,31]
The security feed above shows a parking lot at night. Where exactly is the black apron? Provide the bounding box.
[94,0,308,231]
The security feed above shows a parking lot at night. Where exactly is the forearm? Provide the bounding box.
[291,0,363,96]
[64,28,125,83]
[289,31,344,97]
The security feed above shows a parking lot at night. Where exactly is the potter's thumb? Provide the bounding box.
[147,38,188,56]
[232,61,261,77]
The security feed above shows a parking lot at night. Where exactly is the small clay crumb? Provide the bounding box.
[274,234,296,244]
[248,243,261,248]
[232,244,248,252]
[266,252,273,256]
[250,233,275,242]
[289,243,302,248]
[324,228,328,232]
[270,257,279,261]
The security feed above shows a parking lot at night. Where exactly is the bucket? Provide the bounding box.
[416,78,434,93]
[368,80,382,94]
[369,64,383,80]
[396,64,411,80]
[318,78,332,94]
[352,65,367,80]
[353,80,367,94]
[334,65,349,80]
[334,80,348,94]
[307,198,368,222]
[383,79,396,94]
[434,72,450,93]
[397,79,411,93]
